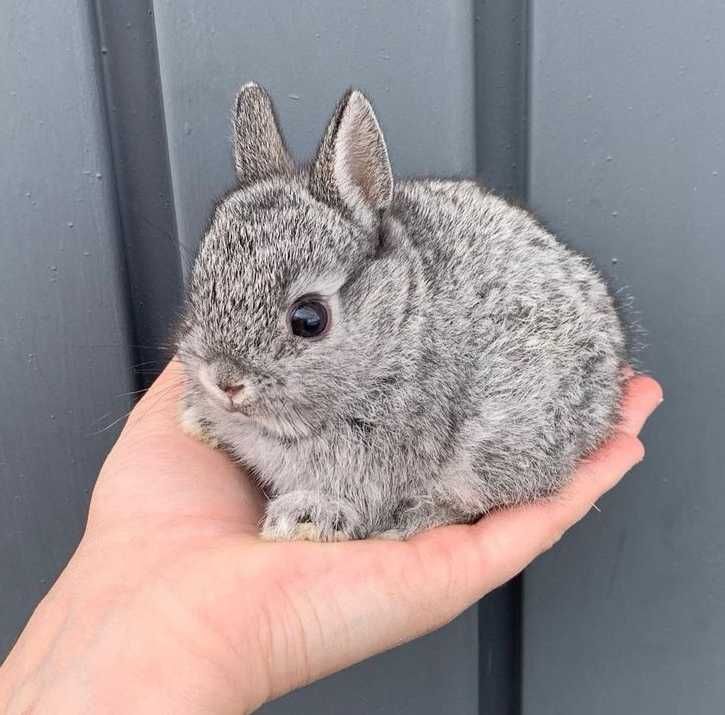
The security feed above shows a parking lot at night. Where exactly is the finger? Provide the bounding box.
[617,374,663,436]
[475,431,644,578]
[406,401,656,615]
[426,371,659,568]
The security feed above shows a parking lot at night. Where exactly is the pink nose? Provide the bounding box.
[220,382,245,398]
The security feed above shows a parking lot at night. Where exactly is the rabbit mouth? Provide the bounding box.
[193,361,313,438]
[213,391,289,426]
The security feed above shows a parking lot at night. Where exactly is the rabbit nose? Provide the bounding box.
[219,381,245,399]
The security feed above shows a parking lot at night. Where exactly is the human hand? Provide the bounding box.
[0,361,662,714]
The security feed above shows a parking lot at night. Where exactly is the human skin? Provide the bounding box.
[0,361,662,714]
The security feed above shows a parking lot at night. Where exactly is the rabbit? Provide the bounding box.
[176,82,627,542]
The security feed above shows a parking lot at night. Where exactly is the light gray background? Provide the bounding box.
[2,1,722,713]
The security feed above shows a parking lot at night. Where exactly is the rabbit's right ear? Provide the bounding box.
[309,89,393,228]
[233,82,294,186]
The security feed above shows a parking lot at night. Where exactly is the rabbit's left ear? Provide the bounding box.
[233,82,294,186]
[309,89,393,226]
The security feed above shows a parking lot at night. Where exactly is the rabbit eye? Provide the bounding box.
[288,298,329,339]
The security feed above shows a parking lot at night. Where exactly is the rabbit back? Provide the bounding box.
[390,178,626,516]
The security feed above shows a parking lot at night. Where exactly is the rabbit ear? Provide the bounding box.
[233,82,294,186]
[309,89,393,225]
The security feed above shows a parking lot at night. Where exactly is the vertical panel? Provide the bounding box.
[152,1,479,712]
[524,2,725,714]
[474,0,528,199]
[473,2,529,713]
[94,0,184,385]
[0,1,134,657]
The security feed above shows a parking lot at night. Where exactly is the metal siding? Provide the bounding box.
[4,1,716,713]
[523,2,725,713]
[0,0,135,657]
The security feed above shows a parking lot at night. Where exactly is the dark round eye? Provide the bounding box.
[288,299,329,338]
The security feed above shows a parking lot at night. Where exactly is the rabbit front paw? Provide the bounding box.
[261,491,365,542]
[179,404,220,449]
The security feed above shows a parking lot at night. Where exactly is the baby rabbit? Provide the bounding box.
[177,82,627,541]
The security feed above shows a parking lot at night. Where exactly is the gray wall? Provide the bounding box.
[1,0,135,657]
[522,3,725,714]
[2,1,723,713]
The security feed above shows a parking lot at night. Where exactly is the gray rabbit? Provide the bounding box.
[177,82,627,541]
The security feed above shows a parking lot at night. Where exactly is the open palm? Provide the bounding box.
[0,361,661,714]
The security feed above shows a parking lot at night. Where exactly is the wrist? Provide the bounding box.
[0,577,73,713]
[0,548,264,715]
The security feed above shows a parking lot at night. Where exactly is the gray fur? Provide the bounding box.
[177,84,627,541]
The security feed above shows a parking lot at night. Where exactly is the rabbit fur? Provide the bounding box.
[177,83,627,541]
